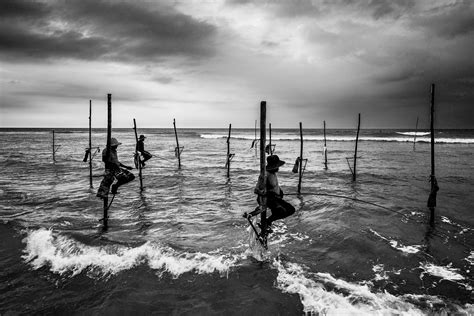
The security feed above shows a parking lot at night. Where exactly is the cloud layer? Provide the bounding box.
[0,0,216,62]
[1,0,473,128]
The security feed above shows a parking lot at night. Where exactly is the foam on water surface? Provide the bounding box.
[22,228,241,278]
[419,262,464,281]
[369,229,422,254]
[274,259,428,315]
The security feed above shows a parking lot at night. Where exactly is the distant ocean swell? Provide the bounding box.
[22,228,240,278]
[199,134,474,144]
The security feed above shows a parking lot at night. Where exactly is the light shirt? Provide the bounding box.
[266,171,281,196]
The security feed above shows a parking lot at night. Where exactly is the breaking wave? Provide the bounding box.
[22,228,240,278]
[274,260,473,315]
[274,260,426,315]
[396,132,430,136]
[200,134,474,144]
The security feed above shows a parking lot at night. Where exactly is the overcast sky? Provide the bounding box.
[1,0,473,128]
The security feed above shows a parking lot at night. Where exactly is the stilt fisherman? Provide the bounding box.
[136,135,152,168]
[96,138,135,199]
[245,155,295,233]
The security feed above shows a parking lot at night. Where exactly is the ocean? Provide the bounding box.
[0,127,473,315]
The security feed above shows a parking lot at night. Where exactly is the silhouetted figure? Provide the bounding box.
[97,138,134,199]
[136,135,152,168]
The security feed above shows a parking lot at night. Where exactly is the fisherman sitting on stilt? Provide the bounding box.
[97,138,135,199]
[136,134,152,168]
[244,155,295,234]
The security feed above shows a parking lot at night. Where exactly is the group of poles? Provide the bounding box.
[50,84,438,234]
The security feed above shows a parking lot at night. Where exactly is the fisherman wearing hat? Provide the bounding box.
[136,134,152,168]
[96,138,135,199]
[250,155,295,232]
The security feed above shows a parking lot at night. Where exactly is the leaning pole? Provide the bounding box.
[259,101,268,248]
[103,93,112,230]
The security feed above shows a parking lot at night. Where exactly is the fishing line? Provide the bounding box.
[286,192,474,249]
[286,192,406,217]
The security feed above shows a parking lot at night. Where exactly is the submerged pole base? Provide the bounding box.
[244,215,268,250]
[429,207,435,227]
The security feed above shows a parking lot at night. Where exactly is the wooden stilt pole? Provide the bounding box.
[430,86,435,182]
[52,130,55,162]
[297,122,304,194]
[268,123,275,155]
[226,124,232,178]
[353,113,361,182]
[89,100,93,188]
[259,101,267,248]
[268,123,272,155]
[173,119,181,169]
[323,120,328,169]
[133,118,143,191]
[103,93,112,230]
[413,116,419,151]
[254,119,258,156]
[428,84,437,225]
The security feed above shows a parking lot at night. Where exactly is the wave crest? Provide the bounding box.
[21,228,239,278]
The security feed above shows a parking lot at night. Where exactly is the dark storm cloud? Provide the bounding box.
[0,0,48,18]
[410,0,474,39]
[0,24,111,60]
[0,0,217,62]
[227,0,414,20]
[344,0,415,20]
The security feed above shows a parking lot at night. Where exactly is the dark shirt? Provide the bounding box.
[102,147,121,171]
[136,140,145,153]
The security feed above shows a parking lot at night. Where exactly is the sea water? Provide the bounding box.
[0,128,473,314]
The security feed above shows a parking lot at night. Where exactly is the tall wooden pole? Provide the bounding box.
[89,100,93,188]
[259,101,267,247]
[323,120,328,169]
[429,84,436,224]
[227,123,232,178]
[133,118,143,191]
[297,122,303,194]
[103,93,112,230]
[269,123,272,154]
[353,113,361,181]
[254,119,258,156]
[430,86,435,179]
[52,130,56,162]
[173,118,181,169]
[269,123,273,155]
[413,116,419,151]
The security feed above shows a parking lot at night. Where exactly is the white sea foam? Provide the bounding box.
[22,228,239,278]
[246,218,269,262]
[441,216,454,225]
[372,264,389,281]
[369,229,422,254]
[420,262,464,281]
[465,252,474,265]
[200,134,474,144]
[288,232,310,242]
[274,260,426,315]
[396,132,430,136]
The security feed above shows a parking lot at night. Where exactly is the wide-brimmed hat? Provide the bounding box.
[110,138,122,147]
[266,155,285,171]
[139,135,146,140]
